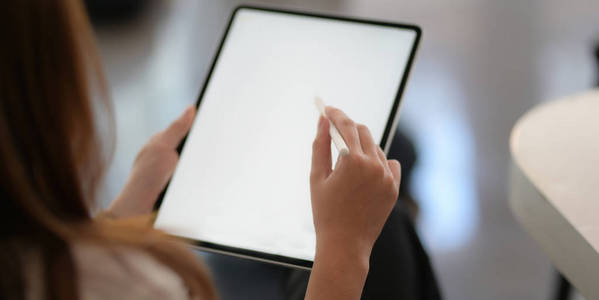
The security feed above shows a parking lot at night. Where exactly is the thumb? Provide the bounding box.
[160,105,196,148]
[310,116,332,182]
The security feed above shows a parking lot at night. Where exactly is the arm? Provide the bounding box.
[103,106,195,218]
[306,109,401,299]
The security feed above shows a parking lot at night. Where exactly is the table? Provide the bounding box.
[509,89,599,299]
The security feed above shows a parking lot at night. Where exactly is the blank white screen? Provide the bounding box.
[154,8,417,261]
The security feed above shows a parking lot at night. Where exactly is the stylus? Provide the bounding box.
[314,97,350,156]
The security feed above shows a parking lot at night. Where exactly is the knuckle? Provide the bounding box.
[150,140,168,150]
[375,164,387,178]
[384,175,395,187]
[328,107,341,117]
[340,118,354,128]
[135,145,155,163]
[367,162,384,177]
[363,160,385,179]
[348,153,366,167]
[356,124,368,132]
[389,159,401,170]
[384,176,398,194]
[149,142,171,155]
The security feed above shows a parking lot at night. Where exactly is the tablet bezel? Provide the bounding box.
[153,5,421,270]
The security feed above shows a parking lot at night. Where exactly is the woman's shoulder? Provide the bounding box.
[72,243,190,300]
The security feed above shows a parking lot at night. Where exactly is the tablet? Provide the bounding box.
[154,6,421,269]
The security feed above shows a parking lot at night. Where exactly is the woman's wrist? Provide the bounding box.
[315,238,371,273]
[315,236,372,283]
[306,239,371,299]
[316,232,374,261]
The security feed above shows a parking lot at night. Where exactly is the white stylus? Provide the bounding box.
[314,97,350,156]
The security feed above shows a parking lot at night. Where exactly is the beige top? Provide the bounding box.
[25,244,190,300]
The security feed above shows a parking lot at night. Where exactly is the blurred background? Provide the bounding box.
[90,0,599,299]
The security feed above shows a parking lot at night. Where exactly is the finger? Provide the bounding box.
[159,105,196,148]
[356,124,377,156]
[325,106,361,152]
[388,159,402,188]
[376,147,390,173]
[311,116,332,181]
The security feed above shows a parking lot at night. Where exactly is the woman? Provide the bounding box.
[0,1,405,299]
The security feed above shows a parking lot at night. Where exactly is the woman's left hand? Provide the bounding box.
[105,105,196,218]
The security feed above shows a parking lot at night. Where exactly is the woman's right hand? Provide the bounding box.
[306,107,401,300]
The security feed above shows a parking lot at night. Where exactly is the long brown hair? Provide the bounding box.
[0,1,215,299]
